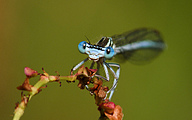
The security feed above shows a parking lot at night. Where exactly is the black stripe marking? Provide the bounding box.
[87,45,105,51]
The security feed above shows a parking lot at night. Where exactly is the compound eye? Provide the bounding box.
[104,47,114,59]
[78,41,87,54]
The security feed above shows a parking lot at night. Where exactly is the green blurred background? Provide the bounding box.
[1,0,192,120]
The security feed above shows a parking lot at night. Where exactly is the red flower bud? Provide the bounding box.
[24,67,38,78]
[101,102,116,114]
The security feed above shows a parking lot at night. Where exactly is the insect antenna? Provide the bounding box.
[85,35,91,44]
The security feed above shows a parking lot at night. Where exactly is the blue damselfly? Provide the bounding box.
[71,28,166,100]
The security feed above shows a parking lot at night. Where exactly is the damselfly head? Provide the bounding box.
[78,37,115,61]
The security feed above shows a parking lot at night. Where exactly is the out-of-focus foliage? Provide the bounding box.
[1,0,192,120]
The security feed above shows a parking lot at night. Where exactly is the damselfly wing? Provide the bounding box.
[112,28,165,64]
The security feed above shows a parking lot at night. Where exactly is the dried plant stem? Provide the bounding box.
[13,68,75,120]
[13,66,123,120]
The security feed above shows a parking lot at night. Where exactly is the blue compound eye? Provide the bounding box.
[78,41,87,54]
[104,47,114,59]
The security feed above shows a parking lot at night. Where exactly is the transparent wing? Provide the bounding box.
[112,28,166,64]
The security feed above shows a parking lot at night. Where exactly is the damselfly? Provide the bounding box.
[71,28,166,100]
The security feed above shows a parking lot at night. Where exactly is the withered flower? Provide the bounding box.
[89,78,108,105]
[17,78,33,91]
[75,65,97,89]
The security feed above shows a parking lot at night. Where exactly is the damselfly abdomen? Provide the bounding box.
[71,28,166,100]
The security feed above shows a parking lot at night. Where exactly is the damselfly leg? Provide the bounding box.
[71,57,119,100]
